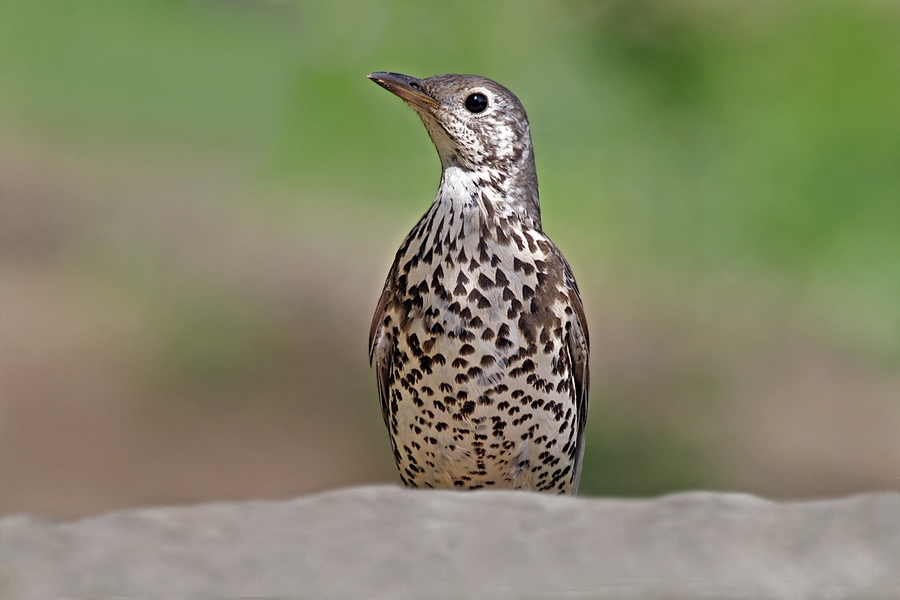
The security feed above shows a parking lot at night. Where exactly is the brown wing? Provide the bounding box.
[369,285,394,427]
[562,258,590,493]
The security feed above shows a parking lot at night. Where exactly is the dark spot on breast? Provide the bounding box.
[496,337,514,350]
[477,273,494,289]
[513,258,535,276]
[494,269,509,287]
[477,238,490,262]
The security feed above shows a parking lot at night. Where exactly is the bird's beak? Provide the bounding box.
[367,72,440,109]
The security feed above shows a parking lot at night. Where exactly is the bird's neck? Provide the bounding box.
[435,165,542,234]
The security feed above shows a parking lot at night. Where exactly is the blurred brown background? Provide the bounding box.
[1,1,899,518]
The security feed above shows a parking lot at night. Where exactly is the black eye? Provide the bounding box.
[464,92,488,113]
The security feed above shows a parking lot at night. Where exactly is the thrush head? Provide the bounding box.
[367,72,532,170]
[368,72,539,221]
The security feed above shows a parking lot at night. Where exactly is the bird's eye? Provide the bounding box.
[464,93,488,113]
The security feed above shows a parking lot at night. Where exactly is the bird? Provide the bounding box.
[367,72,589,494]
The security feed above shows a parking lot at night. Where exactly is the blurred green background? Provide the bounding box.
[1,0,898,517]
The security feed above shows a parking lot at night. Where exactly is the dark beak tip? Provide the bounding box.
[367,71,413,82]
[366,71,436,107]
[367,71,395,83]
[367,72,394,90]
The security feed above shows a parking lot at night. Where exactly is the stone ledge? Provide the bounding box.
[2,486,899,599]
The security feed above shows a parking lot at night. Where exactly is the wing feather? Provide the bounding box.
[562,259,590,493]
[369,286,394,427]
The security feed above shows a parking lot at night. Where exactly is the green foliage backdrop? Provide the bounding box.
[1,1,898,507]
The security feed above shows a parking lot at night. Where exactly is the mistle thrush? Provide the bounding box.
[368,72,590,494]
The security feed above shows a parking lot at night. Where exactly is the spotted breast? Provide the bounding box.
[368,72,589,494]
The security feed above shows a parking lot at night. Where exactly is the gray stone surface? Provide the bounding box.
[1,486,899,599]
